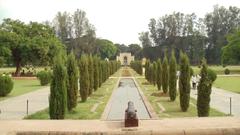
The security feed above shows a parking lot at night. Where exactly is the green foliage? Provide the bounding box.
[149,64,154,84]
[130,61,142,75]
[179,52,191,112]
[36,70,51,86]
[97,39,117,59]
[79,55,89,102]
[88,55,94,95]
[169,51,177,101]
[49,56,67,119]
[99,61,102,87]
[0,19,65,76]
[190,67,194,77]
[66,52,79,111]
[153,62,157,86]
[224,68,230,75]
[93,56,99,91]
[162,54,169,94]
[0,57,4,67]
[0,75,14,96]
[145,59,150,81]
[197,59,212,117]
[207,68,217,82]
[156,59,162,90]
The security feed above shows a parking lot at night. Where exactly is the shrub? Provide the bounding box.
[208,69,217,82]
[0,75,14,96]
[190,67,194,77]
[0,57,4,67]
[37,71,51,86]
[93,56,99,91]
[224,68,230,75]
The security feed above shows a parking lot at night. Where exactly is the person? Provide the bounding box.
[191,75,197,90]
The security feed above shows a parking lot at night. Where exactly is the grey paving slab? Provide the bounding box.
[191,87,240,116]
[0,87,49,119]
[107,78,150,120]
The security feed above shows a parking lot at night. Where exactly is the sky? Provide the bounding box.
[0,0,240,45]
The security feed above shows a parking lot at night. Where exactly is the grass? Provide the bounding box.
[192,65,240,75]
[131,69,226,118]
[25,69,121,119]
[0,79,45,101]
[213,76,240,93]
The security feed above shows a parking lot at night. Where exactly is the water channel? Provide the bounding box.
[106,78,150,120]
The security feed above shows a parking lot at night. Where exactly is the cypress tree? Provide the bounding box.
[179,52,191,112]
[93,56,99,91]
[88,55,94,95]
[49,55,67,119]
[162,54,169,94]
[66,52,79,111]
[149,64,153,84]
[99,61,102,87]
[153,62,157,86]
[79,55,89,102]
[197,59,212,117]
[169,50,177,101]
[145,59,150,81]
[156,59,162,91]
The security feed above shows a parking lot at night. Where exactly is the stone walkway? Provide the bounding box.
[191,87,240,116]
[106,78,150,120]
[0,87,49,119]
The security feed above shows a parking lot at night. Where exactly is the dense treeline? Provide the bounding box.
[130,61,142,75]
[139,5,240,65]
[50,53,120,119]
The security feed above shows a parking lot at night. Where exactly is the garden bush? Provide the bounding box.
[0,75,14,96]
[207,68,217,82]
[37,71,51,86]
[224,68,230,75]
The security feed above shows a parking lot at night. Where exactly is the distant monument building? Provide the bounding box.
[116,53,134,66]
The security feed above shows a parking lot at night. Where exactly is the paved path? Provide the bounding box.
[0,87,49,119]
[106,78,150,120]
[191,87,240,116]
[0,117,240,135]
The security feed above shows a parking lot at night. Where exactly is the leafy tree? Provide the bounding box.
[93,56,99,91]
[139,32,152,48]
[49,55,67,119]
[169,50,177,101]
[221,29,240,65]
[128,44,142,56]
[79,55,89,102]
[0,76,14,97]
[179,52,191,112]
[0,19,64,76]
[66,52,79,111]
[162,53,169,94]
[156,59,162,91]
[96,39,117,59]
[88,55,94,95]
[149,64,154,84]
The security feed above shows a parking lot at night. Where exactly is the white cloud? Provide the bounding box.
[0,0,240,45]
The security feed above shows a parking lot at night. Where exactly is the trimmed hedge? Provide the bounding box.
[37,70,51,86]
[0,75,14,96]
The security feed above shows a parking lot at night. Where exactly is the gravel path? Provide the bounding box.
[0,87,49,119]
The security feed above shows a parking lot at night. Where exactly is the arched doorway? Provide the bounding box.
[124,56,128,66]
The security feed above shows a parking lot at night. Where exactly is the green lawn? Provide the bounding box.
[192,65,240,75]
[213,76,240,93]
[25,69,121,119]
[0,79,45,101]
[131,69,226,118]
